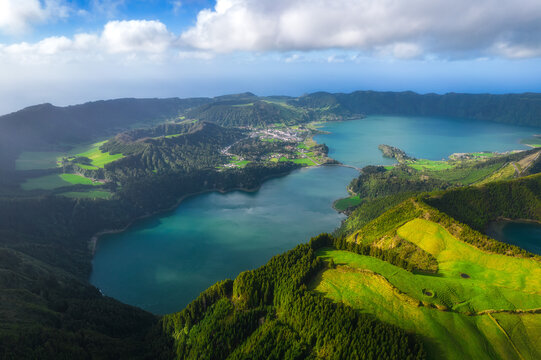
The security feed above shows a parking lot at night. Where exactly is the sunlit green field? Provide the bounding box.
[292,158,317,165]
[476,163,516,185]
[430,162,504,185]
[15,140,122,171]
[74,141,124,168]
[333,195,361,211]
[407,159,454,171]
[313,219,541,359]
[314,247,541,359]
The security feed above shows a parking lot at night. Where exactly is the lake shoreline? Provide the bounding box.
[89,167,305,256]
[88,124,349,257]
[485,217,541,239]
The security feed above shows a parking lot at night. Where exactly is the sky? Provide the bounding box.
[0,0,541,115]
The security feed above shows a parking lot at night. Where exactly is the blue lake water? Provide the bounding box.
[91,166,357,314]
[314,115,535,168]
[90,115,538,314]
[489,221,541,255]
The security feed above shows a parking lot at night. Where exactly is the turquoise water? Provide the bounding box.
[315,116,535,167]
[91,115,538,314]
[489,222,541,255]
[91,166,356,314]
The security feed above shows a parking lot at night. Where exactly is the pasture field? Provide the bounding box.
[21,173,101,190]
[407,159,454,171]
[15,140,121,171]
[74,141,124,168]
[21,174,72,190]
[476,163,516,185]
[314,247,541,360]
[230,159,251,167]
[292,158,317,165]
[15,151,64,170]
[472,152,497,158]
[333,195,361,211]
[429,161,504,185]
[60,174,99,186]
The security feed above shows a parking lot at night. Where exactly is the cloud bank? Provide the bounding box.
[181,0,541,59]
[0,0,70,35]
[1,0,541,62]
[0,20,177,64]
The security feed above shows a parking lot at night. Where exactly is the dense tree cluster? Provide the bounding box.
[292,91,541,127]
[186,100,311,127]
[336,192,418,237]
[0,158,300,359]
[162,241,426,360]
[229,138,298,160]
[426,174,541,231]
[349,165,449,198]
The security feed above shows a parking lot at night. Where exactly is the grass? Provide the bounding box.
[334,195,361,211]
[15,140,123,171]
[73,141,124,168]
[428,162,504,185]
[21,174,101,190]
[15,151,64,170]
[60,174,99,186]
[292,158,317,165]
[59,190,112,199]
[408,159,454,171]
[313,246,541,360]
[476,163,516,185]
[21,174,72,190]
[314,211,541,359]
[471,152,497,158]
[230,160,251,168]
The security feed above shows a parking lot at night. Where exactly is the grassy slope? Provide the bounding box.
[14,141,115,171]
[315,244,541,359]
[334,195,362,211]
[74,141,124,168]
[15,151,64,170]
[21,174,100,190]
[315,190,541,360]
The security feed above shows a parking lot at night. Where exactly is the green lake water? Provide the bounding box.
[90,115,538,314]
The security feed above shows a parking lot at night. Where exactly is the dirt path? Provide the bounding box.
[511,162,520,177]
[487,313,525,360]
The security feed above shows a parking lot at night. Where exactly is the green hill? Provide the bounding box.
[162,174,541,359]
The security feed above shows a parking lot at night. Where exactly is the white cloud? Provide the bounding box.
[102,20,174,53]
[0,0,70,35]
[180,0,541,59]
[0,20,176,64]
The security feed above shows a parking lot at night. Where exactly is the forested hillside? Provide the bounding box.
[3,90,541,171]
[165,174,541,359]
[292,91,541,127]
[1,91,541,359]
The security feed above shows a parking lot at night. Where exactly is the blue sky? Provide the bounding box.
[0,0,540,114]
